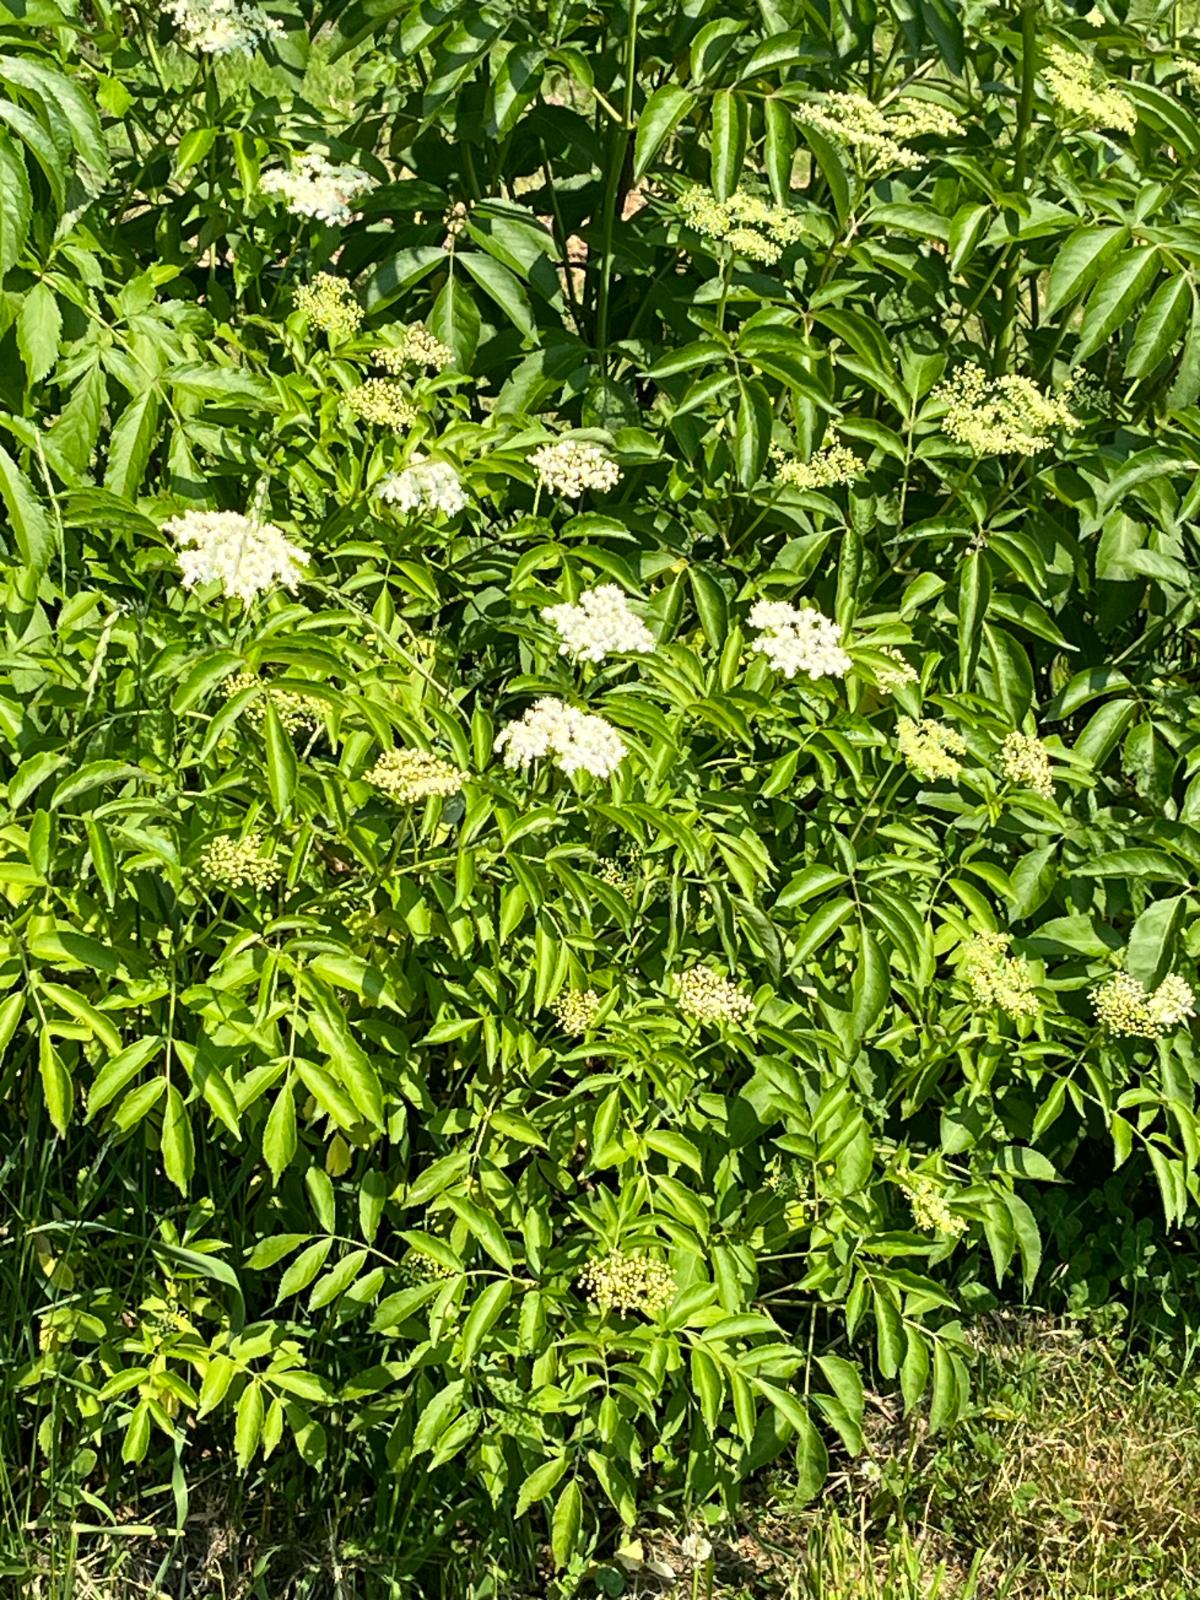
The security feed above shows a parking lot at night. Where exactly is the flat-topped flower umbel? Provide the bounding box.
[164,510,308,604]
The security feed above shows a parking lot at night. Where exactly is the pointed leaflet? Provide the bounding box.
[262,1080,296,1182]
[1074,247,1160,362]
[39,1028,72,1135]
[457,252,535,338]
[0,131,31,275]
[161,1084,194,1194]
[105,390,160,499]
[710,90,747,201]
[551,1479,582,1568]
[0,444,53,575]
[263,701,297,817]
[1045,225,1127,318]
[633,86,694,182]
[18,282,61,387]
[1125,273,1191,379]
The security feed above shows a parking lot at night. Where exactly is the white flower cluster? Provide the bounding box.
[376,456,467,517]
[164,510,308,604]
[543,584,656,664]
[530,439,621,499]
[260,150,374,225]
[163,0,281,55]
[494,697,626,779]
[748,600,852,680]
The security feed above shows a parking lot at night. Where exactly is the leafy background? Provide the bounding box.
[2,0,1200,1595]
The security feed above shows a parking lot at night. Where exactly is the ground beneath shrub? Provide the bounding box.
[8,1313,1200,1600]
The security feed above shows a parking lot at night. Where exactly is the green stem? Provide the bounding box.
[594,0,640,371]
[996,1,1038,373]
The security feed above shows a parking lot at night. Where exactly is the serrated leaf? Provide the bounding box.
[0,444,53,575]
[17,281,60,386]
[262,1080,296,1182]
[516,1455,568,1518]
[633,85,693,182]
[104,390,159,500]
[1074,247,1160,362]
[551,1479,582,1568]
[1125,272,1191,379]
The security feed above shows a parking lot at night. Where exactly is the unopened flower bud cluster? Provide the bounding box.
[767,1160,812,1229]
[294,273,363,339]
[494,697,626,779]
[579,1250,675,1318]
[775,441,863,491]
[596,852,641,899]
[749,601,852,680]
[544,584,656,664]
[530,439,621,499]
[677,186,804,265]
[199,832,281,891]
[1000,732,1054,798]
[551,988,602,1035]
[896,1170,967,1238]
[873,645,918,691]
[1092,970,1195,1038]
[960,931,1039,1020]
[676,966,753,1027]
[365,748,465,803]
[343,379,418,430]
[376,324,453,373]
[897,716,966,782]
[1043,43,1137,134]
[224,671,324,734]
[797,92,963,171]
[397,1250,457,1285]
